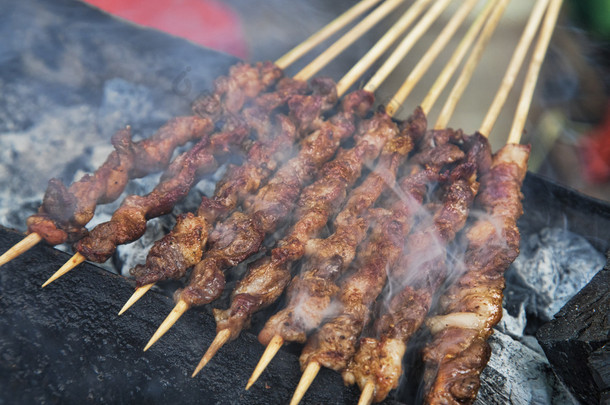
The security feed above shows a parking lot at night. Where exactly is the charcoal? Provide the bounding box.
[0,225,407,405]
[505,227,605,322]
[536,253,610,405]
[474,331,576,405]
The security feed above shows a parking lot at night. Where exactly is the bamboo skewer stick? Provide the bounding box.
[192,329,231,377]
[335,0,434,97]
[0,232,41,268]
[420,0,497,114]
[385,0,480,116]
[246,0,487,392]
[41,252,85,288]
[434,0,510,129]
[363,0,454,93]
[143,300,189,351]
[0,0,385,272]
[294,0,408,82]
[289,362,321,405]
[508,0,563,144]
[275,0,384,70]
[479,0,551,136]
[358,381,376,405]
[118,283,153,315]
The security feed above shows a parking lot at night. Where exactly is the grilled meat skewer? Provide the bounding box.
[343,133,490,403]
[421,143,529,405]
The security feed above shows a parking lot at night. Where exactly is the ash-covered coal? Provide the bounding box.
[504,227,605,322]
[536,254,610,405]
[475,331,577,405]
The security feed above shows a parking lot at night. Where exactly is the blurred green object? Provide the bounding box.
[568,0,610,38]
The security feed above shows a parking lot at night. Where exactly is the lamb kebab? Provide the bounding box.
[0,0,383,268]
[243,0,483,386]
[292,128,479,405]
[421,1,560,402]
[342,133,489,404]
[421,143,529,404]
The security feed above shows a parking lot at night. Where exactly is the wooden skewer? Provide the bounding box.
[385,0,480,116]
[363,0,454,94]
[289,361,321,405]
[143,299,189,351]
[434,0,511,129]
[118,283,153,315]
[479,0,552,136]
[335,0,434,97]
[420,0,498,114]
[245,0,478,391]
[275,0,384,69]
[294,0,407,81]
[192,329,231,377]
[358,380,376,405]
[508,0,563,145]
[0,232,42,268]
[245,335,284,389]
[41,252,85,288]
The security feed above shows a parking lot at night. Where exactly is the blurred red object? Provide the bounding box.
[82,0,248,58]
[580,103,610,183]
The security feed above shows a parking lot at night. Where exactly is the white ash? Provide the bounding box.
[475,330,578,405]
[504,227,605,322]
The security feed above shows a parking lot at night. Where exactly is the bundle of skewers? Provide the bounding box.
[0,0,563,403]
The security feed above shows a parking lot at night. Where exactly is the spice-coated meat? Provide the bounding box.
[422,143,529,405]
[29,62,283,246]
[342,133,489,403]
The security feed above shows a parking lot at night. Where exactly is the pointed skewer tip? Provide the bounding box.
[246,334,284,390]
[192,329,231,377]
[289,361,321,405]
[143,299,189,351]
[358,380,376,405]
[118,283,154,315]
[0,232,42,268]
[42,252,85,288]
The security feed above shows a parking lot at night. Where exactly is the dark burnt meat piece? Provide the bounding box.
[422,143,529,405]
[74,120,250,263]
[177,89,374,309]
